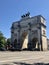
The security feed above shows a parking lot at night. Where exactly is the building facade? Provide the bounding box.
[11,13,47,51]
[47,39,49,50]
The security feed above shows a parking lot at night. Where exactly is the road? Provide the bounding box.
[0,51,49,65]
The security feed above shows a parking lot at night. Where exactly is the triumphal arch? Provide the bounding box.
[11,12,47,51]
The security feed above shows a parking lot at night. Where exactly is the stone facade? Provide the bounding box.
[47,39,49,50]
[11,13,47,51]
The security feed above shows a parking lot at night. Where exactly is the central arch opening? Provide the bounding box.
[21,32,28,50]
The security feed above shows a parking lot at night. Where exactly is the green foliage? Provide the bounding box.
[7,38,11,45]
[0,31,6,48]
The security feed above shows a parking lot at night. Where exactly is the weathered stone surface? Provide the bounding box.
[11,14,47,51]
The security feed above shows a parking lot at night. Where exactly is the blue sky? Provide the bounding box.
[0,0,49,38]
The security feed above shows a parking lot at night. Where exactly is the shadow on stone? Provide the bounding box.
[13,62,49,65]
[1,62,49,65]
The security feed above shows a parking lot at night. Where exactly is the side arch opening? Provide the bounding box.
[28,37,39,51]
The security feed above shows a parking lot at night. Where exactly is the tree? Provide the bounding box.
[0,31,6,48]
[7,38,11,46]
[6,38,11,50]
[7,38,11,45]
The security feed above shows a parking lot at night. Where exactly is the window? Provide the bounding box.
[43,30,45,35]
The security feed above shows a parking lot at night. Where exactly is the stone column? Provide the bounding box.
[17,22,21,49]
[37,27,42,51]
[28,23,31,49]
[11,26,14,44]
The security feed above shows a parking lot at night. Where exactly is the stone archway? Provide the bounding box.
[21,32,28,49]
[32,38,38,47]
[31,38,38,50]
